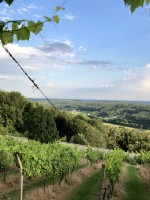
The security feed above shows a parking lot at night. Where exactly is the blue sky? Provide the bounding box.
[0,0,150,100]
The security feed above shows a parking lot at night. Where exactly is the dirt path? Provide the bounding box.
[24,163,102,200]
[139,165,150,199]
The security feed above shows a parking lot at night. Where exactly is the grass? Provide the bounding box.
[1,164,87,200]
[69,170,100,200]
[0,168,19,180]
[124,165,149,200]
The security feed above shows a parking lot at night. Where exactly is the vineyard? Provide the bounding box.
[0,136,150,200]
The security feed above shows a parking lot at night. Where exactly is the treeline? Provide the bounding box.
[1,90,150,152]
[35,99,150,130]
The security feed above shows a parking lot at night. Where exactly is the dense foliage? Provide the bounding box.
[24,105,59,143]
[0,136,82,184]
[106,149,124,184]
[1,90,150,152]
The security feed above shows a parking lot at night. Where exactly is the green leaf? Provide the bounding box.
[0,21,6,32]
[56,6,61,11]
[53,15,59,23]
[12,22,18,30]
[124,0,144,13]
[16,26,30,41]
[1,31,13,45]
[28,20,43,35]
[4,0,14,5]
[44,16,52,22]
[15,20,26,25]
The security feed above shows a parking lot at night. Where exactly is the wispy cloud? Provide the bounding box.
[0,75,16,81]
[26,4,37,10]
[17,3,37,14]
[65,59,113,68]
[91,66,98,70]
[44,82,56,88]
[64,14,76,21]
[37,41,75,58]
[34,14,42,18]
[79,45,87,51]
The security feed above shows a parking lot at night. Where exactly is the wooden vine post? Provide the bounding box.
[16,154,23,200]
[99,163,105,200]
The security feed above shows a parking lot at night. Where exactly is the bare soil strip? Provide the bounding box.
[139,165,150,199]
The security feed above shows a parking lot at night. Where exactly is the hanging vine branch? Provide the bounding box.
[0,0,64,45]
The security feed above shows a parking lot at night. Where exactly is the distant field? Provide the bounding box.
[103,122,134,129]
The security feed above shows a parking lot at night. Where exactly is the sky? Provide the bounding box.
[0,0,150,100]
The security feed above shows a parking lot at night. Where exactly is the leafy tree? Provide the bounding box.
[0,90,28,133]
[24,105,59,143]
[0,0,64,44]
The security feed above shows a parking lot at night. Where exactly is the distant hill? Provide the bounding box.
[31,98,150,130]
[30,98,150,104]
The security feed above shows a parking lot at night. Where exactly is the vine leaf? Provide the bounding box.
[53,15,59,23]
[124,0,144,13]
[0,21,6,32]
[16,26,30,41]
[28,20,43,35]
[12,22,18,30]
[1,31,13,45]
[44,16,52,22]
[4,0,14,5]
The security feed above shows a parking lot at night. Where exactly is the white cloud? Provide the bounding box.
[100,84,114,88]
[79,45,87,51]
[0,16,12,21]
[64,14,76,21]
[64,40,72,46]
[17,7,28,14]
[91,66,97,70]
[0,42,76,81]
[0,8,7,15]
[0,75,16,81]
[145,63,150,68]
[141,75,150,90]
[44,83,56,88]
[23,66,42,71]
[34,14,42,18]
[27,4,37,9]
[17,3,37,14]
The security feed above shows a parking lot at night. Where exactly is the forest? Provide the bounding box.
[34,99,150,130]
[1,90,150,152]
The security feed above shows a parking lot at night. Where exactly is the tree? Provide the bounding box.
[0,0,64,44]
[0,90,29,133]
[24,105,59,143]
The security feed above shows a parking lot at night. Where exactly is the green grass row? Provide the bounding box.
[69,170,100,200]
[124,166,149,200]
